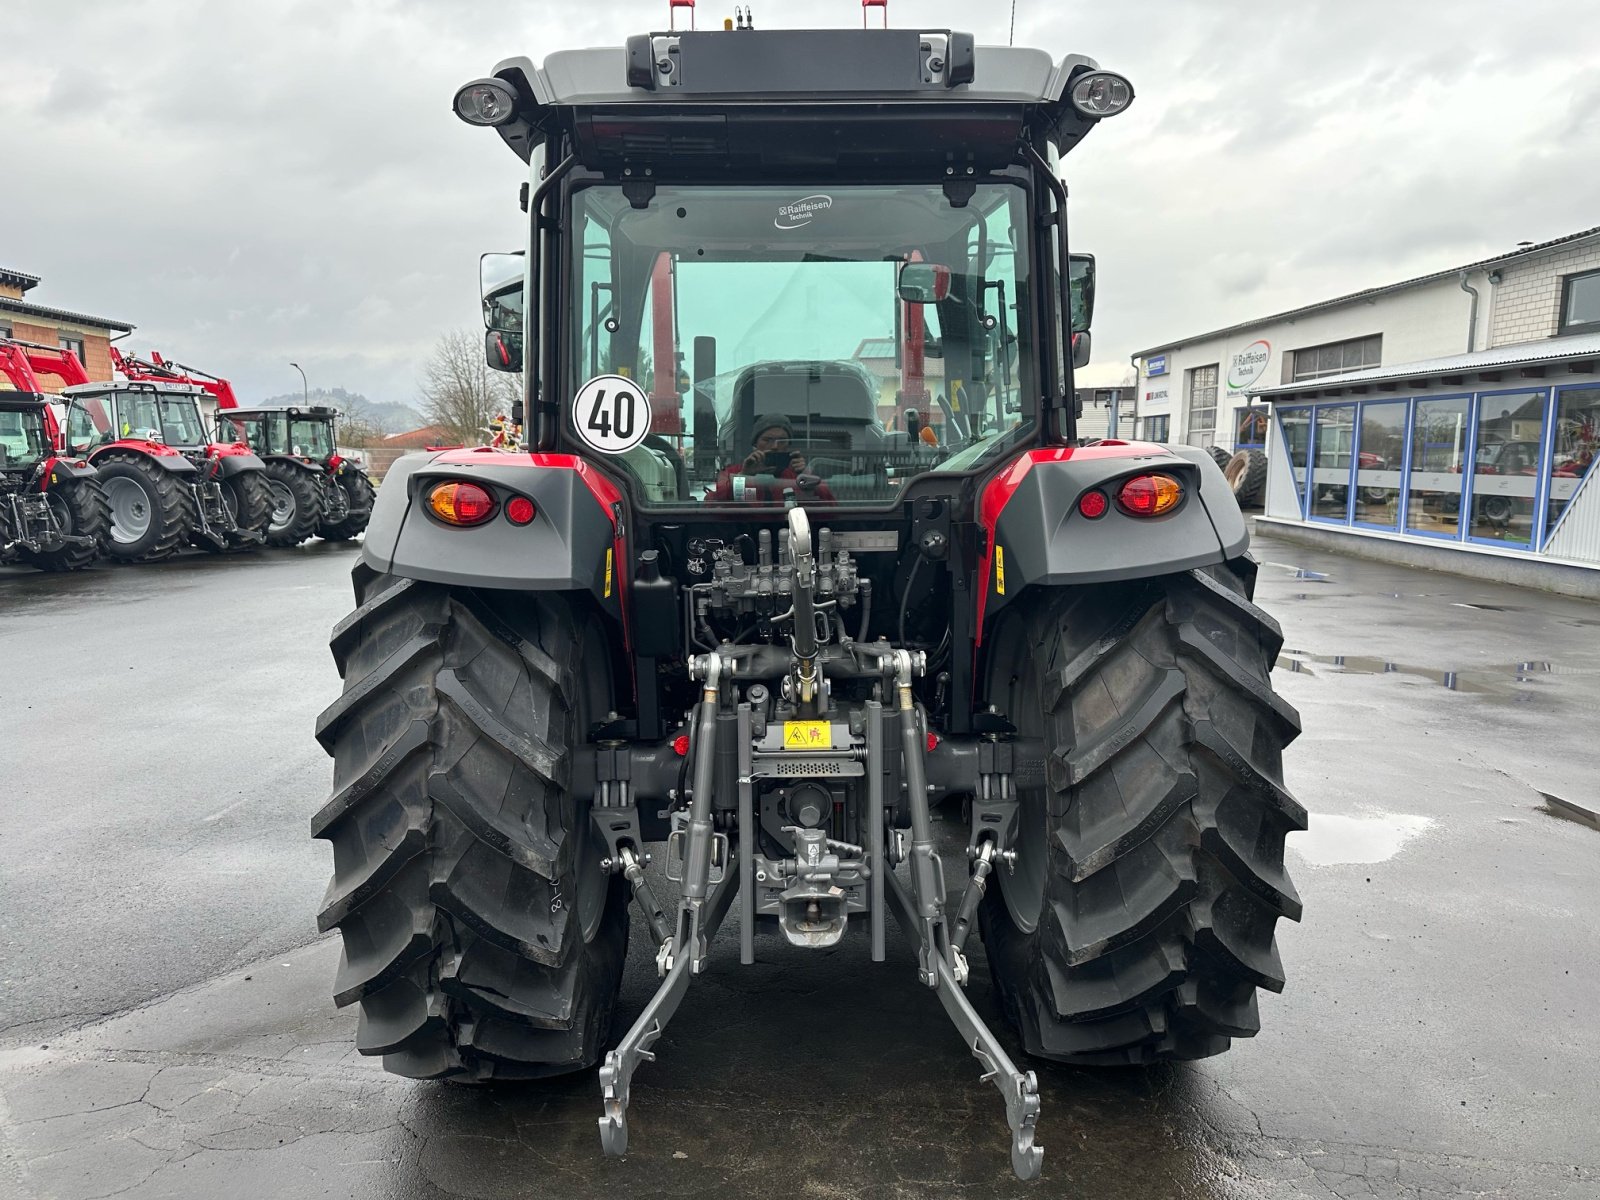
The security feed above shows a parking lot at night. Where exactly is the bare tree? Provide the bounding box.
[419,329,521,443]
[337,395,392,447]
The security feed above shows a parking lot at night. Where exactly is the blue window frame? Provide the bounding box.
[1276,406,1313,516]
[1461,387,1549,550]
[1308,405,1356,523]
[1542,383,1600,549]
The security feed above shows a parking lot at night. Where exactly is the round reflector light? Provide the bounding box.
[1077,489,1109,519]
[454,80,519,127]
[1117,473,1184,518]
[672,733,691,757]
[505,495,536,525]
[1069,72,1135,118]
[427,480,495,526]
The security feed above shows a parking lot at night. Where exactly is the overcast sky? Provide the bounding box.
[5,0,1596,404]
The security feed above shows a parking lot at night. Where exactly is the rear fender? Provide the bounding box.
[261,453,326,478]
[210,447,266,476]
[40,457,98,485]
[89,444,199,475]
[977,442,1247,636]
[363,450,628,641]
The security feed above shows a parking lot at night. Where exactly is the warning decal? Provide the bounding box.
[783,721,833,750]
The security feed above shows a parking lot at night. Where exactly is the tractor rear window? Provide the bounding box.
[0,408,51,470]
[569,182,1035,506]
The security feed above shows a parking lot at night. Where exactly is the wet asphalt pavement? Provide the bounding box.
[1,533,1597,1200]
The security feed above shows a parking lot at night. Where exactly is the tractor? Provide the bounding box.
[0,343,108,571]
[314,16,1304,1180]
[217,405,375,547]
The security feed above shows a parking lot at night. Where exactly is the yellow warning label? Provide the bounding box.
[783,721,833,751]
[995,545,1006,595]
[604,547,614,598]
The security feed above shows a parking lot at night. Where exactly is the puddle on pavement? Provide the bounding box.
[1290,812,1435,866]
[1263,560,1334,582]
[1276,649,1593,694]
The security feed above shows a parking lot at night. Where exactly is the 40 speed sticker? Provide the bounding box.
[572,374,651,455]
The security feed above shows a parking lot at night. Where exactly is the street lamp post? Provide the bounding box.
[289,361,308,405]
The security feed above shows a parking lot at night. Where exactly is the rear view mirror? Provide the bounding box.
[486,330,523,374]
[1068,253,1096,332]
[897,262,952,304]
[480,252,526,333]
[1071,330,1092,370]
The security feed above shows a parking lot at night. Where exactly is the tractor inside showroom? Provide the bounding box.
[218,405,375,546]
[0,342,108,571]
[314,18,1304,1181]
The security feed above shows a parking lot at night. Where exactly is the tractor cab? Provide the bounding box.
[60,381,213,457]
[0,395,55,473]
[220,405,340,465]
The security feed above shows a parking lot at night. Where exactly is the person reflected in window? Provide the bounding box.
[709,414,834,502]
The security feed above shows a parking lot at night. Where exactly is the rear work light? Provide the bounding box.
[1069,71,1135,118]
[427,480,496,526]
[1117,473,1184,518]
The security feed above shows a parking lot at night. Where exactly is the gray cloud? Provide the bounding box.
[5,0,1596,399]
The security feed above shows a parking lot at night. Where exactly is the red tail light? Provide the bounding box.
[1117,473,1184,517]
[427,480,495,526]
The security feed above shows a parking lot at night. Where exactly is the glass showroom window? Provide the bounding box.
[1310,406,1355,521]
[1144,414,1169,441]
[1278,407,1311,510]
[1468,390,1546,545]
[1545,385,1600,540]
[1352,401,1407,528]
[1406,396,1470,537]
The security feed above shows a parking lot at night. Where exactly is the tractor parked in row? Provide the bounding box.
[0,342,108,571]
[217,405,376,546]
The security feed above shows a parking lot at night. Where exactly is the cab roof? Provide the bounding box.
[479,27,1109,169]
[224,405,339,418]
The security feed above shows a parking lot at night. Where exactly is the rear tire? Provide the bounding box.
[1206,445,1232,469]
[979,562,1305,1065]
[318,471,376,541]
[22,478,110,572]
[313,566,630,1080]
[97,456,193,562]
[263,462,321,547]
[1224,450,1268,508]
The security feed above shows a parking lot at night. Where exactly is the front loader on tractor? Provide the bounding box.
[218,405,375,547]
[315,19,1305,1181]
[0,343,108,571]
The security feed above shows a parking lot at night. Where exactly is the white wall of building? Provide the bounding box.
[1135,275,1481,451]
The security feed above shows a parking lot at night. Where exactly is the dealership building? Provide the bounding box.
[1132,227,1600,594]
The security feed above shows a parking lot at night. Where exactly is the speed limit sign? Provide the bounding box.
[572,374,651,455]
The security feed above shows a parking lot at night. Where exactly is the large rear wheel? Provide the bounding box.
[22,478,110,572]
[317,471,377,541]
[97,456,193,562]
[313,566,630,1079]
[980,562,1305,1065]
[263,462,321,547]
[198,470,274,552]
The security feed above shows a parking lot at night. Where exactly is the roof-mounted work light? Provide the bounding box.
[1068,71,1134,118]
[454,79,519,127]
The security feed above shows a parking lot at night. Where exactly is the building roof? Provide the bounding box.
[384,425,457,448]
[1135,225,1600,360]
[0,267,40,294]
[0,294,134,333]
[1250,331,1600,400]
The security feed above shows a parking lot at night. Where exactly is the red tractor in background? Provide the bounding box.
[37,345,272,561]
[0,341,109,571]
[216,404,376,547]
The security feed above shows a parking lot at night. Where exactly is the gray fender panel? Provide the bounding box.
[985,445,1250,621]
[213,451,267,477]
[361,452,622,611]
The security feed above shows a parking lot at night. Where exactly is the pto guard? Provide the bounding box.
[362,449,627,636]
[978,442,1248,634]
